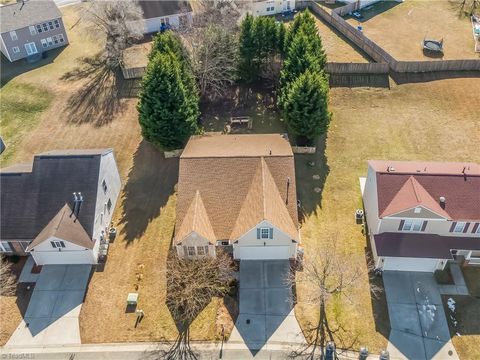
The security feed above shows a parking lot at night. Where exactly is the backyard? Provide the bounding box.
[345,0,480,60]
[295,78,480,353]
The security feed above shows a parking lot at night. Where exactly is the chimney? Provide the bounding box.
[75,192,84,220]
[70,192,78,217]
[439,196,446,209]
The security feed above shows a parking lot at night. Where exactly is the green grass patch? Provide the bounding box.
[0,82,53,165]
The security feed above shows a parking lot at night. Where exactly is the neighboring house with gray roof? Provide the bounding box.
[136,0,192,34]
[0,0,68,62]
[0,149,121,265]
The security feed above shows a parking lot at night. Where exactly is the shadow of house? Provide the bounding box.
[0,47,65,87]
[346,1,402,23]
[294,134,330,219]
[390,70,480,85]
[119,140,179,245]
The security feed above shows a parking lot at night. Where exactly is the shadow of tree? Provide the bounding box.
[118,140,179,245]
[294,133,330,220]
[61,53,128,127]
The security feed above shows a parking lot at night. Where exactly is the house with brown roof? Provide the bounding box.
[0,149,121,265]
[362,160,480,272]
[136,0,192,34]
[175,133,300,260]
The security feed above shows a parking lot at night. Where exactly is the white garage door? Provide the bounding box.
[234,246,291,260]
[383,257,440,272]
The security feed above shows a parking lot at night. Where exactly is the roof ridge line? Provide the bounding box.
[409,176,422,202]
[261,157,267,219]
[192,190,200,230]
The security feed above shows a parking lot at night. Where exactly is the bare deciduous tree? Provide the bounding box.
[287,241,381,359]
[180,1,242,100]
[160,250,235,359]
[83,0,144,69]
[0,256,16,296]
[457,0,479,15]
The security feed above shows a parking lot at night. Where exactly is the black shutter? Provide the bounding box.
[463,223,470,233]
[60,241,66,248]
[51,241,57,248]
[421,221,428,232]
[472,223,479,234]
[269,228,273,239]
[398,220,405,231]
[257,228,261,239]
[449,222,457,232]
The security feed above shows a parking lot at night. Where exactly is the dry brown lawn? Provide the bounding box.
[295,78,480,353]
[0,3,233,344]
[346,0,479,60]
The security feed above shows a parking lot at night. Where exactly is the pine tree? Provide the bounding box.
[149,30,188,63]
[283,70,330,143]
[137,53,200,151]
[238,14,257,82]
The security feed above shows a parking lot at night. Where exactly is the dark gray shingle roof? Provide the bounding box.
[0,0,62,33]
[138,0,192,20]
[0,149,112,241]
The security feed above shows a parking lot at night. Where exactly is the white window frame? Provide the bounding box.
[402,219,423,232]
[53,35,59,44]
[51,240,66,248]
[36,24,43,33]
[41,39,48,48]
[47,37,53,46]
[12,46,20,54]
[197,246,205,255]
[54,19,60,28]
[42,23,48,32]
[453,222,466,233]
[1,241,12,252]
[260,227,270,239]
[476,225,480,234]
[48,21,54,30]
[24,42,38,56]
[58,34,64,43]
[187,246,196,256]
[414,207,421,214]
[29,25,37,35]
[10,31,18,41]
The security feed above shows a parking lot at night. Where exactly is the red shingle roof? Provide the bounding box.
[370,160,480,221]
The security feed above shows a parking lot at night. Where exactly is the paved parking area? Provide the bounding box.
[384,271,459,360]
[229,261,305,352]
[6,264,91,347]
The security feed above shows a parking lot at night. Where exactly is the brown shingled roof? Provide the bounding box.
[175,190,216,242]
[370,160,480,221]
[175,134,298,244]
[27,204,93,251]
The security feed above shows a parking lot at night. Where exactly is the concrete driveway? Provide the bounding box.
[6,264,91,347]
[383,271,459,360]
[229,260,305,353]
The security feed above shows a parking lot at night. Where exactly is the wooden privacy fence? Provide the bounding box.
[309,2,480,75]
[325,62,390,87]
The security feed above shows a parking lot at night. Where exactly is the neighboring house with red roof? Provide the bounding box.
[0,149,121,265]
[174,133,300,260]
[362,160,480,272]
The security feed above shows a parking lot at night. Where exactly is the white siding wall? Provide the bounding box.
[378,217,480,237]
[363,165,380,235]
[176,232,216,258]
[247,0,296,16]
[233,220,297,259]
[132,12,192,34]
[91,151,121,261]
[30,236,95,265]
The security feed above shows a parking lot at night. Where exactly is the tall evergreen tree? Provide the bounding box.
[238,14,257,82]
[283,70,330,143]
[137,53,199,151]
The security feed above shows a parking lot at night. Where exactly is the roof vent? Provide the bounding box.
[439,196,446,209]
[387,166,395,172]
